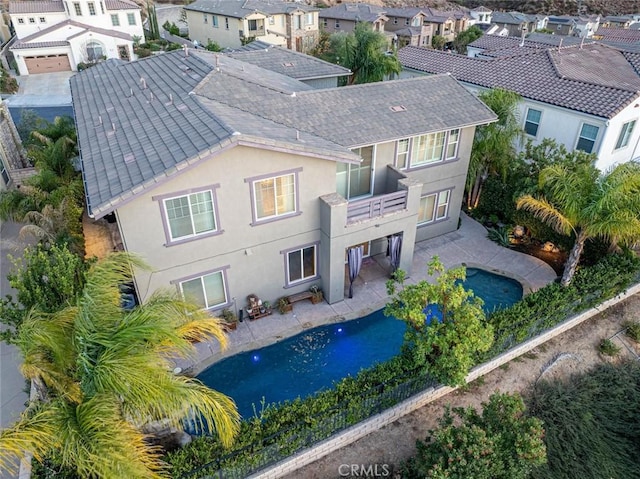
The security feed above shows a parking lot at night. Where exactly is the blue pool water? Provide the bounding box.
[197,268,523,419]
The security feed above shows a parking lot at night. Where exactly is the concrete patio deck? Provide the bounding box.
[178,213,557,376]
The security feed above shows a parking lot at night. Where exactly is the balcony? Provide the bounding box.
[346,191,408,225]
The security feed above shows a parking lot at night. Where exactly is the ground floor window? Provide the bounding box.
[418,189,450,224]
[285,244,317,285]
[179,270,227,310]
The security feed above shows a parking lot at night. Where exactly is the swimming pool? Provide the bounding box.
[197,268,523,418]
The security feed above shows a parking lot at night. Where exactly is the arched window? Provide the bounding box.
[86,41,104,61]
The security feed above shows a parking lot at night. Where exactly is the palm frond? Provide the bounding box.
[516,195,574,236]
[0,405,58,473]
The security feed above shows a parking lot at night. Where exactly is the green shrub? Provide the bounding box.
[598,338,621,356]
[623,320,640,342]
[474,175,518,224]
[487,226,512,247]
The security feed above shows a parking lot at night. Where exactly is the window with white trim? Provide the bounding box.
[335,19,340,28]
[337,146,373,199]
[253,173,296,220]
[28,17,35,23]
[164,190,217,240]
[180,270,226,310]
[286,244,317,284]
[17,18,24,23]
[576,123,599,153]
[322,18,327,28]
[127,13,135,25]
[86,41,104,61]
[524,108,542,137]
[396,138,410,169]
[213,15,219,27]
[413,131,445,166]
[225,17,229,29]
[412,16,421,26]
[305,13,314,25]
[39,17,46,23]
[418,190,451,224]
[88,2,96,15]
[615,120,636,150]
[203,14,208,23]
[111,13,119,26]
[445,129,460,159]
[73,2,81,15]
[294,14,301,29]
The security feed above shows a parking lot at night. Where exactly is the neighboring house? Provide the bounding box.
[488,11,546,37]
[574,15,600,38]
[399,43,640,171]
[546,16,576,36]
[9,0,143,74]
[226,40,351,88]
[69,49,496,311]
[318,3,388,35]
[0,100,28,191]
[384,8,432,48]
[150,5,188,37]
[468,6,492,30]
[593,26,640,44]
[601,15,634,28]
[0,11,12,44]
[184,0,319,53]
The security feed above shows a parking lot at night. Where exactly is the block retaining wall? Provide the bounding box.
[251,282,640,479]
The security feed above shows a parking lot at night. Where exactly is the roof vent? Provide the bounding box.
[283,62,295,67]
[123,153,135,164]
[390,105,407,112]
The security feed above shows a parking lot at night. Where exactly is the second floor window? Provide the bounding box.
[73,2,82,15]
[615,120,636,150]
[335,19,340,28]
[524,108,542,137]
[305,13,314,25]
[412,16,421,26]
[17,18,24,24]
[127,13,135,25]
[323,18,327,28]
[397,129,460,169]
[88,2,96,15]
[111,14,120,26]
[294,14,301,29]
[213,15,219,27]
[225,17,229,29]
[164,190,217,241]
[576,123,599,153]
[248,19,258,31]
[252,173,296,221]
[203,14,207,23]
[338,146,373,199]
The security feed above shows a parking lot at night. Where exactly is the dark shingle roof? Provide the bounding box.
[72,50,496,218]
[491,11,537,25]
[193,63,496,147]
[318,3,386,22]
[9,0,64,14]
[226,43,351,80]
[104,0,139,10]
[384,7,424,19]
[468,34,595,58]
[399,43,640,119]
[184,0,317,18]
[13,40,69,48]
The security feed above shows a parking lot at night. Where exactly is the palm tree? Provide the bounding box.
[326,22,401,85]
[0,253,240,477]
[516,162,640,286]
[19,197,84,254]
[467,88,523,209]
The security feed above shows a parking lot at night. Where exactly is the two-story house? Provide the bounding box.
[574,15,600,38]
[546,16,576,36]
[399,43,640,171]
[184,0,319,53]
[318,3,388,36]
[601,15,634,28]
[70,49,496,312]
[9,0,143,74]
[383,8,432,48]
[468,6,492,31]
[488,11,546,37]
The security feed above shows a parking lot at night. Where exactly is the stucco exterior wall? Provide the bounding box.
[320,18,357,35]
[116,144,340,308]
[599,100,640,168]
[186,11,244,49]
[11,12,68,37]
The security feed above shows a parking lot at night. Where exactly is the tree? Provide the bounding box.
[401,392,546,479]
[453,26,483,54]
[516,161,640,286]
[467,88,523,209]
[317,22,401,85]
[0,253,240,477]
[385,257,493,386]
[432,35,446,50]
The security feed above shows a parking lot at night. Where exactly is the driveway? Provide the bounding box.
[5,71,74,124]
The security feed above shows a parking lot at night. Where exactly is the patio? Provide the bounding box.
[177,213,557,375]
